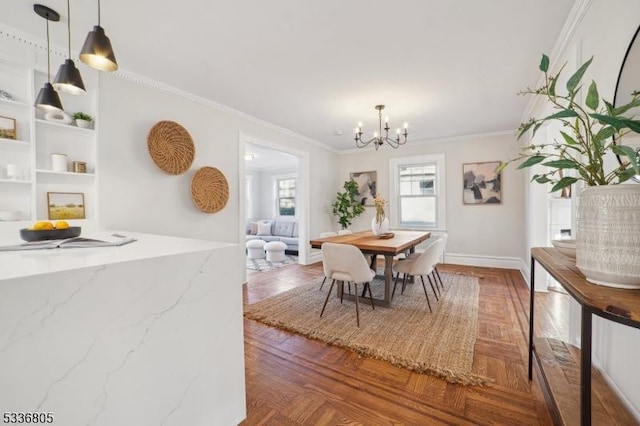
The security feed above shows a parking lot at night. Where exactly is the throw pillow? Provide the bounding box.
[257,222,271,236]
[250,222,258,235]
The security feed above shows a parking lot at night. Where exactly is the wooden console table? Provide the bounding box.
[529,248,640,425]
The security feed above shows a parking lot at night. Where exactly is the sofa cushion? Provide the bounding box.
[279,237,298,247]
[292,221,299,237]
[257,222,272,236]
[273,220,295,237]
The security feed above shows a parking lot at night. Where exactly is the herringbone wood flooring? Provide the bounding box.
[242,262,561,425]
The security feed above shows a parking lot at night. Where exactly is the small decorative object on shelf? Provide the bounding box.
[44,110,73,125]
[72,111,93,129]
[0,90,14,101]
[72,161,87,173]
[5,164,18,180]
[0,115,16,139]
[51,153,68,172]
[371,195,390,236]
[47,192,85,220]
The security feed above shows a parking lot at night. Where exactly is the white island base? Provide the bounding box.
[0,232,246,426]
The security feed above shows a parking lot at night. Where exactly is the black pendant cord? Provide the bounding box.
[98,0,101,26]
[66,0,71,57]
[46,19,51,82]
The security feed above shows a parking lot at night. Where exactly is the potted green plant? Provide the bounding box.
[501,54,640,288]
[73,112,93,129]
[331,180,365,230]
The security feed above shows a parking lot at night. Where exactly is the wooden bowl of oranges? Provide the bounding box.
[20,221,81,242]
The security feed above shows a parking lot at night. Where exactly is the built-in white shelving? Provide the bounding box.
[0,56,98,230]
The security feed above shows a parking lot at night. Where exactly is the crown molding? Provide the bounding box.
[521,0,593,121]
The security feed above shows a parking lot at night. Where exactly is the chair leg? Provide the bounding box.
[419,276,433,313]
[431,271,442,298]
[401,274,408,294]
[354,283,360,327]
[427,274,439,302]
[366,282,375,310]
[422,275,438,301]
[320,279,336,318]
[435,266,444,290]
[319,276,327,291]
[392,272,401,299]
[340,281,345,304]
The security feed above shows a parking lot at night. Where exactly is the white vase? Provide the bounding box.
[575,185,640,289]
[75,119,92,129]
[371,216,389,236]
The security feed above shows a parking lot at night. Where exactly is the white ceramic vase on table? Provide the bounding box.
[371,217,390,236]
[575,184,640,289]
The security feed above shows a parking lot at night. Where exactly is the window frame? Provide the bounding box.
[389,154,446,230]
[273,173,298,218]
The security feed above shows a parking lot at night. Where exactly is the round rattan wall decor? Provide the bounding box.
[190,166,229,213]
[147,120,195,175]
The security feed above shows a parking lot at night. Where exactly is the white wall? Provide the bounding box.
[97,74,339,264]
[522,0,640,417]
[338,132,526,269]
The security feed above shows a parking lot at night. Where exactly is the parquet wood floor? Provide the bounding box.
[242,262,563,425]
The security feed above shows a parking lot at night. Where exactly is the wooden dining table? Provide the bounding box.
[309,230,431,307]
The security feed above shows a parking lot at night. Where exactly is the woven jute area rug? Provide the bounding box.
[244,272,491,386]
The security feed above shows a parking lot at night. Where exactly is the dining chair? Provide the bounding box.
[318,232,338,290]
[320,242,376,326]
[433,233,448,290]
[392,239,442,312]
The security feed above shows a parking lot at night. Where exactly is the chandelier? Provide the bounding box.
[355,105,408,150]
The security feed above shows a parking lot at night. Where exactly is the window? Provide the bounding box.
[390,154,446,229]
[276,177,296,216]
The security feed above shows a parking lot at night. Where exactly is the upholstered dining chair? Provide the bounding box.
[433,233,448,291]
[320,242,376,326]
[392,239,442,312]
[318,232,339,290]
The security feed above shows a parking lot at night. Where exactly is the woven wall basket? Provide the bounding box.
[191,166,229,213]
[147,120,195,175]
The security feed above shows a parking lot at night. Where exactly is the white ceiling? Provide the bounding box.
[2,0,575,151]
[245,143,298,172]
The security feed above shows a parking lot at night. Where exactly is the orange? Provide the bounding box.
[55,220,69,229]
[33,221,54,230]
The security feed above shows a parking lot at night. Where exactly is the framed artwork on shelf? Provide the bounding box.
[0,115,16,140]
[47,192,86,220]
[462,161,502,204]
[350,170,377,206]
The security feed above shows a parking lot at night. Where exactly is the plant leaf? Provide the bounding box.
[517,155,546,169]
[517,120,536,139]
[566,56,593,94]
[586,80,599,110]
[620,119,640,133]
[534,175,552,184]
[612,98,640,116]
[548,76,557,96]
[618,168,638,183]
[542,160,578,169]
[612,144,640,174]
[559,131,578,145]
[544,110,579,120]
[539,54,549,72]
[590,113,626,130]
[593,126,615,144]
[550,177,578,193]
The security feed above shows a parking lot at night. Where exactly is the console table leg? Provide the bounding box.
[529,255,535,381]
[581,307,592,426]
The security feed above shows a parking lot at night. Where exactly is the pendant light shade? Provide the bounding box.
[35,82,64,111]
[79,25,118,71]
[53,0,86,95]
[34,4,64,112]
[53,59,86,94]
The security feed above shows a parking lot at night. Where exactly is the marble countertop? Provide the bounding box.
[0,231,236,281]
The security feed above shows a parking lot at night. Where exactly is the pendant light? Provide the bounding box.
[34,4,64,112]
[79,0,118,72]
[53,0,86,95]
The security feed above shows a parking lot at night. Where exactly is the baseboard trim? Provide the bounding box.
[445,253,525,272]
[305,251,323,265]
